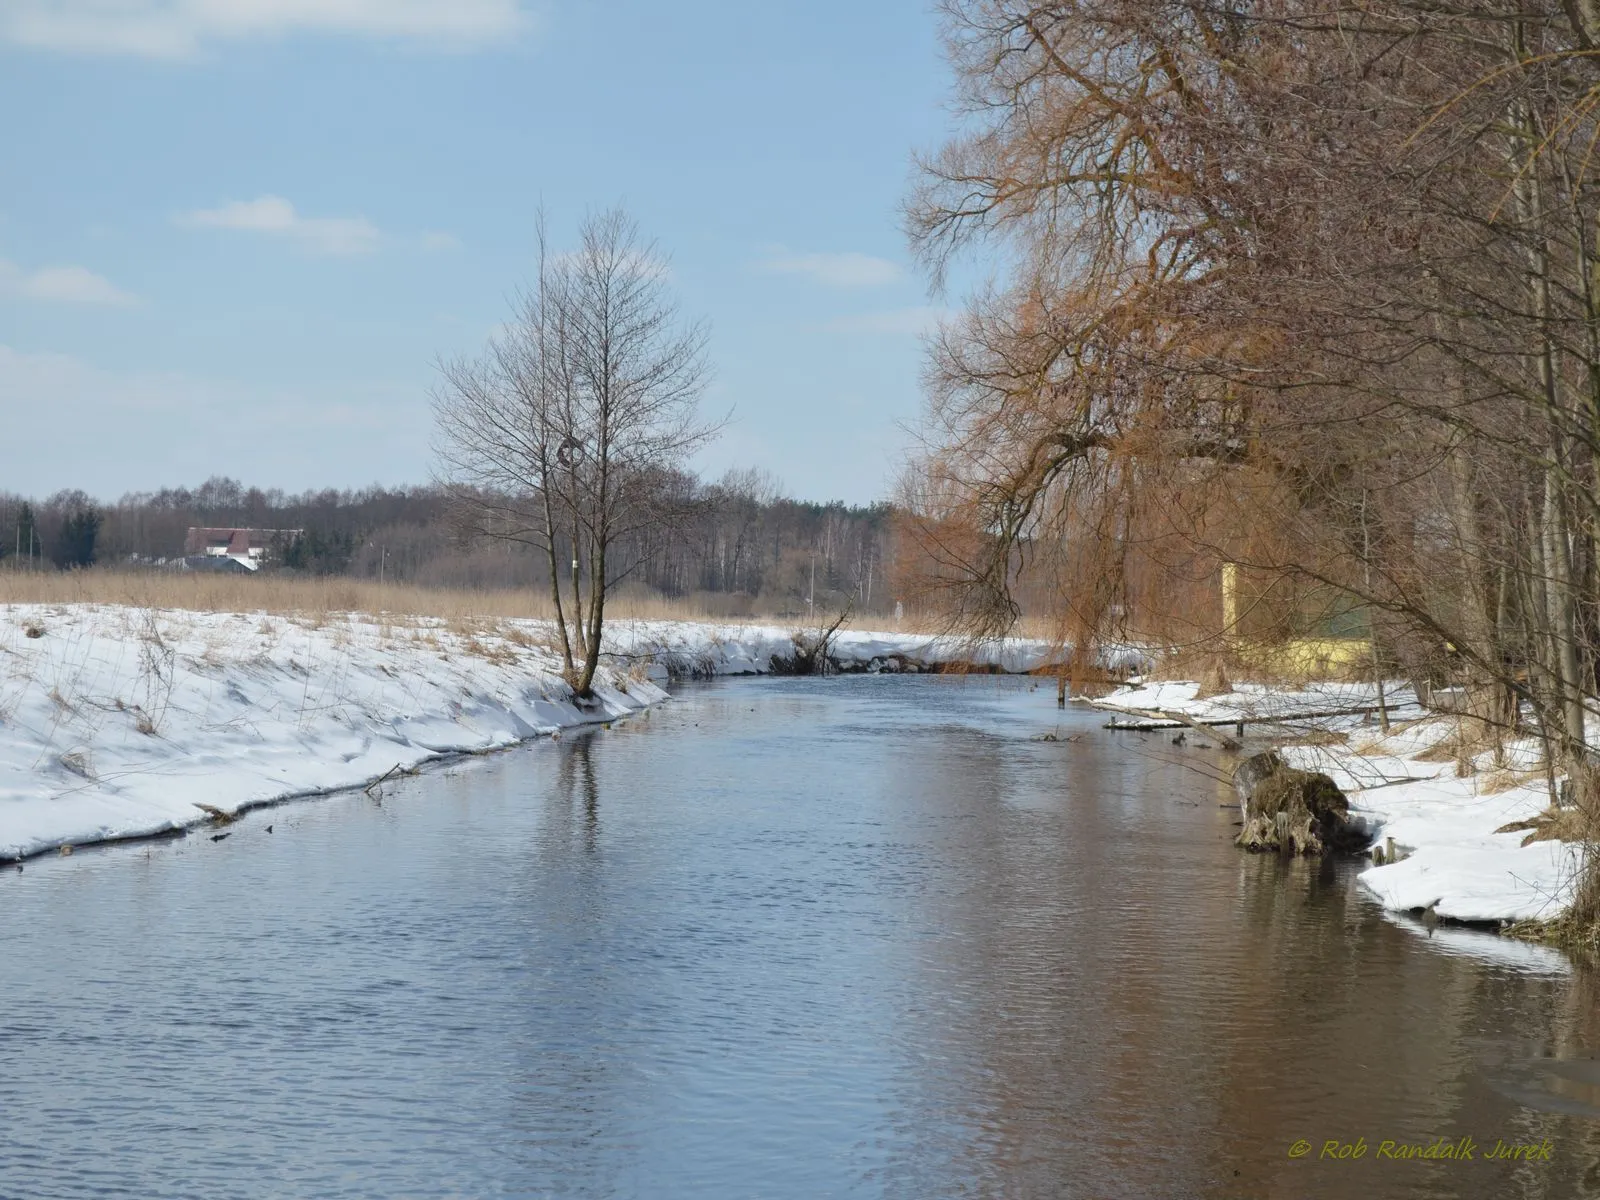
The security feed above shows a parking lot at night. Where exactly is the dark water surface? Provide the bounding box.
[3,675,1598,1198]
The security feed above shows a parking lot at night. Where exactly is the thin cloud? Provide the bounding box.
[1,0,534,59]
[0,343,428,496]
[762,250,901,289]
[0,259,137,306]
[180,196,381,256]
[821,306,952,335]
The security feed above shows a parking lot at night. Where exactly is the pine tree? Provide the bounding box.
[51,506,100,568]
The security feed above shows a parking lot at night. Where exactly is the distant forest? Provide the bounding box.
[0,473,896,618]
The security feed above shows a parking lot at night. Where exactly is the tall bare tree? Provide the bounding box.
[433,208,717,695]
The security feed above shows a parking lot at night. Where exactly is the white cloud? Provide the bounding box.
[419,231,462,253]
[821,306,952,335]
[1,0,534,59]
[761,250,901,289]
[179,196,381,256]
[0,259,137,306]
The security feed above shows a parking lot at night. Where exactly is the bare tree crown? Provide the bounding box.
[432,207,718,694]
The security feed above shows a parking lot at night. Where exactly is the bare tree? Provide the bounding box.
[433,207,718,695]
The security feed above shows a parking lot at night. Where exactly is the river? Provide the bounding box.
[1,674,1595,1198]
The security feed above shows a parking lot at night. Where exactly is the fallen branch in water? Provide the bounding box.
[365,761,419,801]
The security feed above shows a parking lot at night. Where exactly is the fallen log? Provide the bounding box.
[1101,702,1408,733]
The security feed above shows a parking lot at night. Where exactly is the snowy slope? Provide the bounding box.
[0,605,663,861]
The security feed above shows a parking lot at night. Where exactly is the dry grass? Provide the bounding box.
[1495,806,1588,846]
[0,569,1013,650]
[0,569,783,626]
[1276,728,1351,747]
[1477,767,1541,796]
[1505,767,1600,953]
[1139,645,1259,687]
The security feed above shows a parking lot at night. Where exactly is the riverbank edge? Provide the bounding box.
[0,603,684,863]
[1,604,1117,864]
[0,710,649,867]
[1091,680,1580,933]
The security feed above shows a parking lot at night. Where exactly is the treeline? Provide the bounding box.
[0,494,100,570]
[0,474,896,617]
[901,1,1600,772]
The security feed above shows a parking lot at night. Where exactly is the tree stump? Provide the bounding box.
[1235,755,1367,855]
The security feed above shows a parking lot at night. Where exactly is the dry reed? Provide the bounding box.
[0,569,924,630]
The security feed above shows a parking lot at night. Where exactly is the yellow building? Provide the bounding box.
[1220,562,1373,677]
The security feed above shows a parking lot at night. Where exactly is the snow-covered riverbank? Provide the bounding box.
[0,604,673,861]
[1286,725,1576,924]
[1095,680,1580,923]
[0,605,1100,861]
[602,618,1147,677]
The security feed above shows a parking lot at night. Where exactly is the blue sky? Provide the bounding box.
[0,1,960,505]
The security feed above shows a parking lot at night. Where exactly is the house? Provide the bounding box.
[182,527,302,572]
[1220,562,1373,676]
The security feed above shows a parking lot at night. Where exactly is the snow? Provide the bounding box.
[0,606,1112,861]
[1356,838,1575,923]
[1288,739,1577,923]
[1091,678,1422,727]
[1096,679,1583,925]
[602,619,1151,678]
[0,604,667,862]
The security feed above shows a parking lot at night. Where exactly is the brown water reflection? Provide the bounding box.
[851,686,1598,1198]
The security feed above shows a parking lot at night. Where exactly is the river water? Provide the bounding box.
[2,675,1597,1198]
